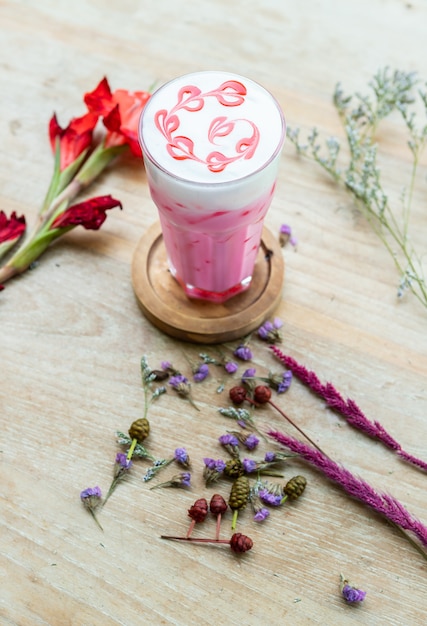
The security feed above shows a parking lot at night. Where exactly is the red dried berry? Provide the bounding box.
[229,386,247,405]
[253,385,272,404]
[188,498,208,523]
[229,533,253,553]
[209,494,228,516]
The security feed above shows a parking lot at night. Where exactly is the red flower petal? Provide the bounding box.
[48,111,98,170]
[84,77,114,115]
[0,210,26,243]
[51,195,122,231]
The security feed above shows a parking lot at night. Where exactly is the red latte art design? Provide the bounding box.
[154,81,260,173]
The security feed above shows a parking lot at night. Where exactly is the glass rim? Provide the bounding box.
[138,70,286,188]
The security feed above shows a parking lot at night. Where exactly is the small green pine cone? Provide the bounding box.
[128,418,150,443]
[284,475,307,500]
[224,458,244,479]
[228,476,250,511]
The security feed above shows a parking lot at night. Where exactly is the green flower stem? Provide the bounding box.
[231,509,239,530]
[88,509,103,531]
[127,438,138,460]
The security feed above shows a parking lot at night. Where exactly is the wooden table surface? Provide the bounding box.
[1,1,427,624]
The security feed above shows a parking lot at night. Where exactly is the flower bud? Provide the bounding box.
[188,498,208,523]
[209,494,228,516]
[229,386,247,405]
[228,476,250,511]
[229,532,253,553]
[253,385,272,404]
[284,475,307,500]
[128,417,150,443]
[224,458,244,479]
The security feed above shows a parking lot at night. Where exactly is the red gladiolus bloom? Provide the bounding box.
[0,210,26,243]
[49,111,99,171]
[84,77,150,157]
[51,195,122,230]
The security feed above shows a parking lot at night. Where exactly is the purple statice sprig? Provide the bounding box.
[232,335,254,361]
[340,574,367,604]
[150,472,192,490]
[203,457,227,485]
[143,447,191,482]
[103,453,133,506]
[271,347,427,473]
[218,433,240,458]
[279,223,298,248]
[269,430,427,557]
[249,480,271,523]
[169,374,200,411]
[193,363,210,382]
[257,317,283,344]
[228,430,260,451]
[80,486,103,531]
[257,481,284,507]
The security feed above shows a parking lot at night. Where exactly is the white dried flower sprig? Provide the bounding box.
[287,67,427,310]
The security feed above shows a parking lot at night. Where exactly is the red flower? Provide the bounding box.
[84,77,150,157]
[51,195,122,230]
[0,210,26,243]
[49,111,98,171]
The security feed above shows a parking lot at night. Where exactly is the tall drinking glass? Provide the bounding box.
[139,71,285,303]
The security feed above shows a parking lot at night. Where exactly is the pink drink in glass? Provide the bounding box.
[139,71,285,303]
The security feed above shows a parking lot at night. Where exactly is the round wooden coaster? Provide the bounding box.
[132,222,284,344]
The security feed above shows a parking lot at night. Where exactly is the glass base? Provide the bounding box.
[173,273,252,303]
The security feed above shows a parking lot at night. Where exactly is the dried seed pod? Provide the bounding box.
[229,386,247,405]
[150,369,170,381]
[128,418,150,443]
[253,385,272,404]
[284,475,307,500]
[228,476,250,511]
[188,498,209,523]
[229,532,253,553]
[209,494,228,516]
[224,458,244,479]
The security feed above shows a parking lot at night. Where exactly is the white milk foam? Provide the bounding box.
[139,71,285,184]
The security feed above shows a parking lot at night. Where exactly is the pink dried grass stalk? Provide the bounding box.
[271,347,427,473]
[269,430,427,549]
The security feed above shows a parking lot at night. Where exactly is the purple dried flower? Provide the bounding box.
[234,345,253,361]
[342,585,366,603]
[279,224,297,247]
[193,363,209,382]
[242,458,257,474]
[219,433,239,447]
[340,575,366,603]
[258,488,283,507]
[203,457,217,470]
[203,458,226,485]
[254,508,270,522]
[80,486,103,530]
[169,374,188,388]
[242,368,256,382]
[80,486,102,500]
[258,318,283,344]
[115,452,132,469]
[277,371,293,393]
[243,433,259,450]
[224,360,239,374]
[264,451,276,462]
[174,447,189,466]
[161,361,172,370]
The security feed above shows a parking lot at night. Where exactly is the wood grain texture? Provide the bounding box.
[1,1,427,625]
